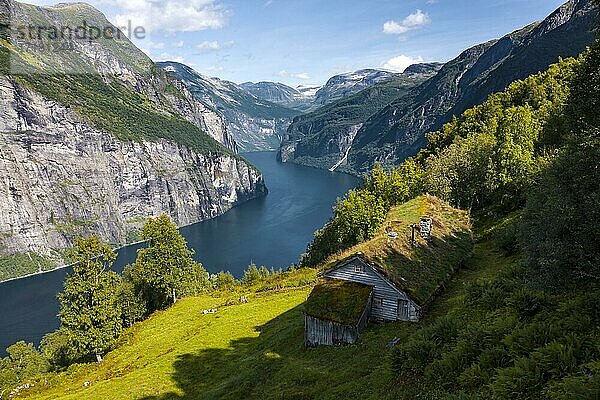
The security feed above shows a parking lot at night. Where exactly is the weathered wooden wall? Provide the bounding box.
[323,257,420,322]
[304,315,360,347]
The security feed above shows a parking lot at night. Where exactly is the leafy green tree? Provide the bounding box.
[115,279,147,328]
[426,133,496,209]
[4,342,48,378]
[333,189,387,246]
[521,40,600,287]
[242,263,263,286]
[57,236,122,363]
[0,342,49,397]
[365,160,424,207]
[211,271,237,290]
[40,328,79,370]
[127,215,209,312]
[301,189,386,267]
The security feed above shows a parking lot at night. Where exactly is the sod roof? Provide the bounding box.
[320,195,473,305]
[304,279,373,326]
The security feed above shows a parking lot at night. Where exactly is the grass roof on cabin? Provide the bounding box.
[304,279,373,326]
[321,195,473,306]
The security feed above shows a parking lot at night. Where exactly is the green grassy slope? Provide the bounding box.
[20,235,513,400]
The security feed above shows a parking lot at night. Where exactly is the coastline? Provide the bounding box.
[0,239,149,285]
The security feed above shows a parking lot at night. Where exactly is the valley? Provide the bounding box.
[1,0,600,398]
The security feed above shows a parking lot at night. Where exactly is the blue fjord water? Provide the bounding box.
[0,152,359,354]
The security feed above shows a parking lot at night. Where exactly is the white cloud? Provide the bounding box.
[196,40,234,52]
[383,10,430,35]
[206,65,224,72]
[278,70,311,80]
[172,40,185,48]
[382,55,424,72]
[21,0,229,35]
[155,52,186,63]
[109,0,229,34]
[264,0,273,6]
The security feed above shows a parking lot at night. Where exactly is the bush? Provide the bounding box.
[393,316,461,375]
[301,188,386,267]
[40,329,79,369]
[242,263,270,286]
[212,271,237,290]
[493,221,520,256]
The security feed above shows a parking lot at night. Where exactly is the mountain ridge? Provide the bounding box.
[278,0,598,174]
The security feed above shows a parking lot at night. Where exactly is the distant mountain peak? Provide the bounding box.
[313,69,400,106]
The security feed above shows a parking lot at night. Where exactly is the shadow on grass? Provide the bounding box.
[138,304,310,400]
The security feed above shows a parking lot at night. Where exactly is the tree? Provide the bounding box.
[115,279,147,328]
[365,160,424,207]
[127,215,209,312]
[300,189,386,268]
[211,271,236,290]
[242,263,263,286]
[521,40,600,286]
[40,328,79,369]
[0,341,49,397]
[57,236,122,363]
[426,133,496,209]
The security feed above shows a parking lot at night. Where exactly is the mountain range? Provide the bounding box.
[240,81,315,112]
[0,0,596,274]
[278,0,598,174]
[278,63,443,171]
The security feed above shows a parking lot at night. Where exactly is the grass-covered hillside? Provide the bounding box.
[16,219,588,399]
[318,195,472,305]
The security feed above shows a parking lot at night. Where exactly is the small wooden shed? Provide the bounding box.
[304,279,373,347]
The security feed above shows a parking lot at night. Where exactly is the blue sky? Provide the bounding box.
[26,0,567,86]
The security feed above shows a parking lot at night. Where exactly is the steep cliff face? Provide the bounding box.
[0,75,266,257]
[159,62,299,152]
[0,1,267,265]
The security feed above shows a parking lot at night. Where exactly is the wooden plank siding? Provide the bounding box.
[322,257,421,322]
[305,315,359,346]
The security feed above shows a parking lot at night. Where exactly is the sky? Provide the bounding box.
[23,0,567,87]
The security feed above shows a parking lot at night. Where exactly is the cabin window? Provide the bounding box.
[354,265,364,273]
[373,297,383,307]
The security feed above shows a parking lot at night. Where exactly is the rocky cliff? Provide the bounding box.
[0,1,266,265]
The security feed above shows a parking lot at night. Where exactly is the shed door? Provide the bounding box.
[398,299,409,320]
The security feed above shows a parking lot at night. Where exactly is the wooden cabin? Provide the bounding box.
[303,195,473,346]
